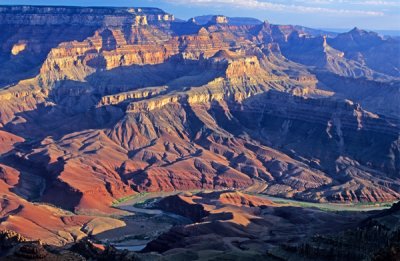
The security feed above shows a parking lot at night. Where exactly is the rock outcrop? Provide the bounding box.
[211,15,229,24]
[0,130,24,154]
[269,202,400,261]
[144,191,372,259]
[157,193,209,222]
[0,6,172,26]
[0,231,160,260]
[329,27,400,77]
[0,5,398,246]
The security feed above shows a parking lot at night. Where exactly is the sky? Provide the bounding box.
[1,0,399,30]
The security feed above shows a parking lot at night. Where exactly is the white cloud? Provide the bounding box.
[294,0,399,6]
[164,0,387,16]
[360,1,399,6]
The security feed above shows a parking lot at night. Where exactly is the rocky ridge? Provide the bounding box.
[0,6,174,26]
[0,5,398,245]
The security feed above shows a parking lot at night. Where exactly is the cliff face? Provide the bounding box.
[0,6,173,26]
[0,6,176,88]
[111,89,399,202]
[210,15,229,24]
[247,92,400,202]
[330,28,400,77]
[0,5,399,242]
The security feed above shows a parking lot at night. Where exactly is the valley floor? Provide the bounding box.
[108,190,396,253]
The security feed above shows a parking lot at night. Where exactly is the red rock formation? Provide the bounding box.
[0,6,398,246]
[0,131,24,154]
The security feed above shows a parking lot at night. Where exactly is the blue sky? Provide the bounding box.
[2,0,399,30]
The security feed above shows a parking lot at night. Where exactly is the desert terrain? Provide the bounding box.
[0,5,398,260]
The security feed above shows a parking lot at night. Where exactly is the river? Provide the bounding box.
[112,190,396,251]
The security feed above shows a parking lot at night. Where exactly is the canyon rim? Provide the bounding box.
[0,3,399,261]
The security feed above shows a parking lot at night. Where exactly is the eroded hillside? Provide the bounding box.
[0,6,399,245]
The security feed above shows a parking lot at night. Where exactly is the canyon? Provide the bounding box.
[0,5,399,260]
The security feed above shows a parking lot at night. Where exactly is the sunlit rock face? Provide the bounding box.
[211,15,229,24]
[11,42,27,56]
[0,6,171,26]
[0,5,399,244]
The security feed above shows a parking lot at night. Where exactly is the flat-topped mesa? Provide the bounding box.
[125,92,230,113]
[210,49,275,79]
[225,56,265,78]
[210,15,229,24]
[0,5,172,26]
[97,86,168,107]
[125,79,264,113]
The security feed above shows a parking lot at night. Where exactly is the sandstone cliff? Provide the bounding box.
[0,6,398,242]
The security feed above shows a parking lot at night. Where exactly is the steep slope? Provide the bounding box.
[0,5,174,87]
[0,6,398,241]
[144,191,370,259]
[0,200,397,260]
[270,202,400,260]
[329,28,400,77]
[315,72,400,118]
[0,131,24,155]
[279,33,382,79]
[0,163,91,246]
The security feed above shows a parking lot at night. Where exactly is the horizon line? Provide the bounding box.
[1,4,399,32]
